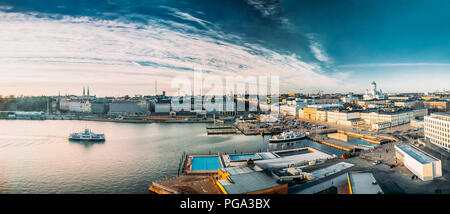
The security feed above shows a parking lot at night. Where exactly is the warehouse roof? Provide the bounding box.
[217,170,280,194]
[348,172,383,194]
[395,145,438,164]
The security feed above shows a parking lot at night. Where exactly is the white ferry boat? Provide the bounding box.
[269,131,306,143]
[69,129,105,141]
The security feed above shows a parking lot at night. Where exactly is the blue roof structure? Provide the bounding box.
[396,145,437,164]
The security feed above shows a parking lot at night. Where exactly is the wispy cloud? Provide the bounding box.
[0,10,341,96]
[307,34,331,65]
[244,0,281,17]
[336,63,450,68]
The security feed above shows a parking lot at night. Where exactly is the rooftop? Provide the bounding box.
[348,172,383,194]
[429,112,450,121]
[395,145,438,164]
[217,170,280,194]
[255,147,335,170]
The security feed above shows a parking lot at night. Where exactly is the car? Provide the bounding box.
[372,160,382,165]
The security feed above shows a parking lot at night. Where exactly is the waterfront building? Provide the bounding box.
[109,100,148,115]
[154,99,171,113]
[59,100,91,113]
[91,99,108,114]
[360,109,414,127]
[363,81,385,101]
[327,110,360,124]
[394,144,442,181]
[424,113,450,152]
[59,99,71,111]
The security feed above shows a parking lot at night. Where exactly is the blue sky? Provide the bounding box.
[1,0,450,96]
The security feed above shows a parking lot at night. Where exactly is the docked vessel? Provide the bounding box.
[69,129,105,141]
[269,131,305,143]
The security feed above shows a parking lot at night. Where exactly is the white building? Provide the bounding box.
[68,100,91,113]
[341,93,359,103]
[424,113,450,152]
[360,110,413,127]
[395,145,442,181]
[363,81,385,100]
[327,111,360,124]
[280,104,297,117]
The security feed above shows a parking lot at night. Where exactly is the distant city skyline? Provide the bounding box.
[1,0,450,96]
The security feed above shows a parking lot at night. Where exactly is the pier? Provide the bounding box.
[207,129,238,135]
[206,125,238,135]
[337,130,390,145]
[206,126,233,129]
[308,136,358,153]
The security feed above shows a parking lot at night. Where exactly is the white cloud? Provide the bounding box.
[307,34,331,65]
[0,11,341,96]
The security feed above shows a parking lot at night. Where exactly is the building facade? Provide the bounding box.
[360,110,413,127]
[395,145,442,181]
[424,113,450,152]
[109,100,148,115]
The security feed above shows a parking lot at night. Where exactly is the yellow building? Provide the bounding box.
[424,101,449,112]
[422,96,441,101]
[303,107,318,120]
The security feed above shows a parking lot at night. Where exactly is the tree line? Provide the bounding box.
[0,95,49,112]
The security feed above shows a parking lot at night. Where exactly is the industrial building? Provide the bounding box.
[394,145,442,181]
[424,113,450,152]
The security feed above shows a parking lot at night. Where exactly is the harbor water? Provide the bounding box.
[0,120,344,193]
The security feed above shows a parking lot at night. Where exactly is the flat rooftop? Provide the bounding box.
[429,112,450,121]
[348,172,383,194]
[255,147,335,169]
[217,170,280,194]
[395,145,437,164]
[220,165,263,175]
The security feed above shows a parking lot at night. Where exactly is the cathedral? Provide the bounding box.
[363,81,385,100]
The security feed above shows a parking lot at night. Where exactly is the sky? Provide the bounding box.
[1,0,450,96]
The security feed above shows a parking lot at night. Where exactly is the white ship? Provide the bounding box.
[269,131,305,143]
[69,129,105,141]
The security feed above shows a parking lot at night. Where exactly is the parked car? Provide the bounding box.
[372,160,382,165]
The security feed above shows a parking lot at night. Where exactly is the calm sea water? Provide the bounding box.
[0,120,344,194]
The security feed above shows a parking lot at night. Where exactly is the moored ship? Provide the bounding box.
[269,131,305,143]
[69,129,105,141]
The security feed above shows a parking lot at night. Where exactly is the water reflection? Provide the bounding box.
[68,140,105,148]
